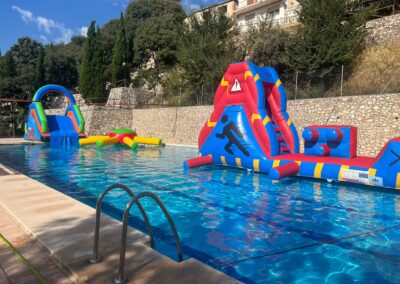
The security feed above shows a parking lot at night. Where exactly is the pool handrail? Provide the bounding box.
[114,191,183,284]
[89,184,154,264]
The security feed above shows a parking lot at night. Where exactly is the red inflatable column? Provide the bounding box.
[184,156,214,169]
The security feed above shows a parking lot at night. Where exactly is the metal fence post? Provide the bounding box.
[393,1,395,16]
[340,65,344,96]
[295,71,298,100]
[179,88,181,107]
[201,84,204,106]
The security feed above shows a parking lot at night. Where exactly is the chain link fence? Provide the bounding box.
[0,123,15,138]
[283,64,400,100]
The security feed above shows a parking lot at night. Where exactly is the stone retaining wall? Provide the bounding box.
[80,94,400,157]
[367,13,400,46]
[129,94,400,157]
[287,94,400,156]
[80,105,133,136]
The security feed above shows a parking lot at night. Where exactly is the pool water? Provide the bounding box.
[1,144,400,283]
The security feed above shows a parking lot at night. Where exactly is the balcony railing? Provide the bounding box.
[237,0,280,10]
[239,14,299,30]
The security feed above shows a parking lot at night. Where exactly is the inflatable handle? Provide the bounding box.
[302,128,319,142]
[134,136,162,145]
[123,137,138,149]
[269,162,299,180]
[326,129,343,143]
[314,144,330,156]
[79,136,109,146]
[96,137,119,147]
[184,156,213,169]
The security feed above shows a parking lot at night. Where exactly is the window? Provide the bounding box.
[217,5,227,14]
[267,8,280,19]
[245,13,255,23]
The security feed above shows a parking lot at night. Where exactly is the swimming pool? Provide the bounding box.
[0,144,400,283]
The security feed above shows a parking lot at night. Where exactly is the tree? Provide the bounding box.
[287,0,370,80]
[177,11,241,105]
[99,19,120,69]
[0,52,17,78]
[125,0,185,70]
[79,21,105,100]
[111,13,130,84]
[125,0,185,36]
[133,14,183,69]
[35,46,46,89]
[0,53,23,99]
[242,20,290,75]
[7,37,42,97]
[126,32,134,66]
[45,45,79,89]
[8,37,41,75]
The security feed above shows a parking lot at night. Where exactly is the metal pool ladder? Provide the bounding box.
[88,184,183,284]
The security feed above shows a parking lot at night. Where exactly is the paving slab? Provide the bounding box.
[0,165,240,284]
[0,203,73,284]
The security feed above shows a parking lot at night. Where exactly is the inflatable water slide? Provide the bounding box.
[24,85,86,146]
[184,62,400,190]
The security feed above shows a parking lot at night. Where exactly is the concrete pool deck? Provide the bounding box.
[0,140,239,284]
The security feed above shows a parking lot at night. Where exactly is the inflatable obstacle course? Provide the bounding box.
[24,85,86,146]
[184,61,400,190]
[79,128,162,149]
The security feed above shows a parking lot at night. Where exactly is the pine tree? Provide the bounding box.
[288,0,369,80]
[80,21,105,100]
[126,33,134,66]
[2,52,17,78]
[92,26,105,98]
[111,13,130,84]
[35,46,45,88]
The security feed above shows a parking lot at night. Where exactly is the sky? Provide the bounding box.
[0,0,222,53]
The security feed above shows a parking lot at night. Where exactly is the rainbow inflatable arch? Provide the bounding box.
[184,62,400,190]
[24,85,86,146]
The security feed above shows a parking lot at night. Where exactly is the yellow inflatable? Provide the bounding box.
[79,128,163,149]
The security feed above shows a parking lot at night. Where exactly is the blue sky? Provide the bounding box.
[0,0,222,53]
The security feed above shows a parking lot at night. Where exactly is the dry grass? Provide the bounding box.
[345,43,400,95]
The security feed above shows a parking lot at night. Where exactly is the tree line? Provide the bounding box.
[0,0,372,107]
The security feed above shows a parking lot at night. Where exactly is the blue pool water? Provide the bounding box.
[1,144,400,283]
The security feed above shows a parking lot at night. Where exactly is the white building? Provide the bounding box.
[187,0,300,31]
[234,0,300,31]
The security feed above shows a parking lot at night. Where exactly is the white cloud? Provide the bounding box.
[106,0,130,9]
[80,26,88,37]
[11,5,33,22]
[11,5,75,44]
[189,4,201,11]
[40,35,48,43]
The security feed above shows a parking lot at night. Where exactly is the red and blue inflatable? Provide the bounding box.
[184,62,400,190]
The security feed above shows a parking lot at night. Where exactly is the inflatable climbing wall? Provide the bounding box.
[198,61,299,168]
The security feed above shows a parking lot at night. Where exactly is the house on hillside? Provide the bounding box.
[188,0,300,31]
[187,0,399,31]
[189,0,238,21]
[234,0,300,31]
